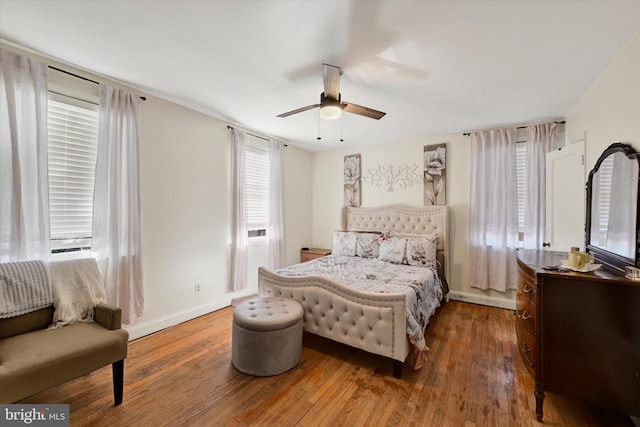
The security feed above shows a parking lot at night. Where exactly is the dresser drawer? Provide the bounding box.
[518,271,536,303]
[515,317,535,376]
[516,291,536,337]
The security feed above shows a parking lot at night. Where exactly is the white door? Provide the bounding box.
[545,141,585,251]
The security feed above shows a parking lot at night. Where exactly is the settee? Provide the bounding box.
[0,260,129,405]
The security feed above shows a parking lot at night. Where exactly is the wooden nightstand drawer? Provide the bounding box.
[301,248,331,263]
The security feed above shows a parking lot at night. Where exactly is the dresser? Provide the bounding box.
[516,249,640,421]
[300,248,331,263]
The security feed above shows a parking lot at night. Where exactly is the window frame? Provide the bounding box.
[46,91,99,256]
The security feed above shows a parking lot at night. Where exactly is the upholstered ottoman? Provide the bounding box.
[232,297,304,376]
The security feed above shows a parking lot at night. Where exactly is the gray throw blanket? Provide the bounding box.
[0,260,52,318]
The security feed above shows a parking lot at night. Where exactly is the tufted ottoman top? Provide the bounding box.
[233,297,303,332]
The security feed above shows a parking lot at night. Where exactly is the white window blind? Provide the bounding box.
[516,142,527,243]
[245,136,270,238]
[47,93,99,252]
[596,156,614,246]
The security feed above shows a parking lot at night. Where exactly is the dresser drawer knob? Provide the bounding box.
[521,343,531,353]
[520,310,531,320]
[523,284,532,293]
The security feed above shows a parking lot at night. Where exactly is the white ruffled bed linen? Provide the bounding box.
[275,254,443,355]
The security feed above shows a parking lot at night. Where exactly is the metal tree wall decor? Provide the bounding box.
[344,154,361,206]
[362,163,423,192]
[424,143,446,205]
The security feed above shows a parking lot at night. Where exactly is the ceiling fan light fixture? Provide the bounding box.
[276,64,385,120]
[319,104,342,120]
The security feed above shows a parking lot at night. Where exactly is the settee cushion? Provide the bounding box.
[0,307,54,340]
[0,321,128,403]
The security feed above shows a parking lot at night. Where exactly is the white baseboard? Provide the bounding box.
[229,287,260,301]
[125,287,258,341]
[448,291,516,310]
[125,288,514,341]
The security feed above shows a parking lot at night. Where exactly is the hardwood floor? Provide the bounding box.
[18,301,634,426]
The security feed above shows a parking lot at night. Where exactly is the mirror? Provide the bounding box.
[586,143,640,274]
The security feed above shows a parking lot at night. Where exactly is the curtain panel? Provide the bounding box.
[268,140,285,269]
[523,123,559,249]
[92,84,143,324]
[0,48,50,262]
[230,128,247,291]
[469,129,519,292]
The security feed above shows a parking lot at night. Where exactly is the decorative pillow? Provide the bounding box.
[354,232,381,258]
[332,231,357,256]
[405,234,438,268]
[378,237,406,264]
[390,232,441,250]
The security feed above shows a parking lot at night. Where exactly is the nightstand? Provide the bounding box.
[300,248,331,263]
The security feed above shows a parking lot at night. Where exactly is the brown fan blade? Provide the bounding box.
[342,102,386,120]
[322,63,341,99]
[276,104,321,118]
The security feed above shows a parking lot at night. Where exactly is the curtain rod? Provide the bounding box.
[48,65,147,101]
[226,125,287,147]
[462,120,565,136]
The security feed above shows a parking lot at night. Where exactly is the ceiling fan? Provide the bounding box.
[277,63,386,120]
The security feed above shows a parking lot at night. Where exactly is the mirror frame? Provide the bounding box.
[585,142,640,274]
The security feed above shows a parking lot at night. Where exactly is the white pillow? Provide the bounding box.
[378,237,406,264]
[354,232,381,258]
[332,231,357,256]
[404,234,438,268]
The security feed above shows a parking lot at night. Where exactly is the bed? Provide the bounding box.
[258,205,448,377]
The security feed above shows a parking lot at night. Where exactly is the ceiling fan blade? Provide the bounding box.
[322,63,341,99]
[276,104,321,118]
[342,102,386,120]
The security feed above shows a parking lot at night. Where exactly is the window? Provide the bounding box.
[245,135,270,239]
[47,93,99,253]
[594,156,614,246]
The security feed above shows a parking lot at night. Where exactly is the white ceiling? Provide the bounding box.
[1,1,639,152]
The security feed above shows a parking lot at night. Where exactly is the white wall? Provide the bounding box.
[566,30,640,165]
[312,134,516,309]
[130,105,315,339]
[131,96,232,337]
[565,31,640,426]
[283,144,315,265]
[1,42,314,340]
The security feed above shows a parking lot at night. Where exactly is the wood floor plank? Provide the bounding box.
[16,301,635,426]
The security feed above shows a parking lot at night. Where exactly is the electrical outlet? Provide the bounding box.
[194,283,201,293]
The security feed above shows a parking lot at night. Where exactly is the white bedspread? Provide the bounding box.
[275,255,444,351]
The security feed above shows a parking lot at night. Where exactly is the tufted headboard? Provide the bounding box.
[343,204,449,281]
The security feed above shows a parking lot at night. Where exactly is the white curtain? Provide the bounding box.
[469,129,519,291]
[230,128,247,291]
[0,49,50,262]
[268,140,285,269]
[93,84,143,324]
[523,123,558,249]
